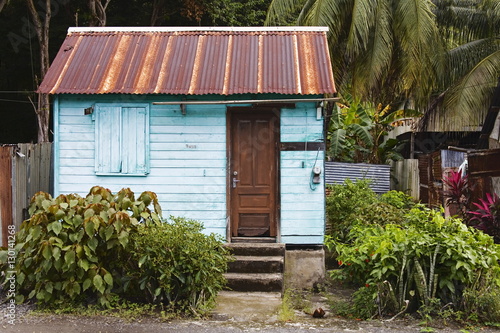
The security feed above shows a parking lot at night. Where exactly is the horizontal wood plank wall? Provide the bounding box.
[280,105,325,244]
[56,96,324,243]
[56,95,229,238]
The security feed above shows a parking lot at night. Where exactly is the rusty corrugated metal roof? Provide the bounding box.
[38,27,336,95]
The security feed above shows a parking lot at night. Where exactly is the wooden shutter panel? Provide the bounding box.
[122,107,149,174]
[95,106,121,174]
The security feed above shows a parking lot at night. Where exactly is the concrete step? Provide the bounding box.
[226,243,285,257]
[228,255,284,274]
[224,273,283,292]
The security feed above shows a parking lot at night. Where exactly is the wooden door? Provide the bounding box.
[229,108,279,237]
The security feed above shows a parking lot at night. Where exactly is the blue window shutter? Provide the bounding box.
[122,107,149,174]
[95,106,121,173]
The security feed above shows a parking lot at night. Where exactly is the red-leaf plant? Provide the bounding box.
[443,169,470,218]
[469,193,500,243]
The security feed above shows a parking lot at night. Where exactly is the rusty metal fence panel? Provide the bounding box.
[0,143,52,246]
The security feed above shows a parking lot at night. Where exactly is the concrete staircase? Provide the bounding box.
[225,243,285,293]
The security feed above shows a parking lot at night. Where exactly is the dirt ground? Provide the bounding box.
[1,291,499,333]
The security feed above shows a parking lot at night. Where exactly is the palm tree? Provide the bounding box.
[266,0,499,131]
[422,0,500,131]
[266,0,445,109]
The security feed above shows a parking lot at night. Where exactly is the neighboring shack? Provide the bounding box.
[38,27,337,245]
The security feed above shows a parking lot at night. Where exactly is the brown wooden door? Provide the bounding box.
[229,108,279,237]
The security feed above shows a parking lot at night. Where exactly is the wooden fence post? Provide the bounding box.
[0,146,13,247]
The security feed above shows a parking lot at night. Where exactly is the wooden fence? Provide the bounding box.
[391,159,420,199]
[0,143,52,246]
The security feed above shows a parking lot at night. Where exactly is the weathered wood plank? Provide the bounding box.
[150,133,225,142]
[0,146,13,247]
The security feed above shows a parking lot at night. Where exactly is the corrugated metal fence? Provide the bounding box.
[324,162,391,193]
[0,143,52,246]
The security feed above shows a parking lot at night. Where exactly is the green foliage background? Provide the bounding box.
[325,179,500,323]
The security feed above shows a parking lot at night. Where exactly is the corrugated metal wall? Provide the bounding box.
[0,143,52,246]
[324,162,391,193]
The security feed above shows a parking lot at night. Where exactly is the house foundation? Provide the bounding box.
[284,246,326,289]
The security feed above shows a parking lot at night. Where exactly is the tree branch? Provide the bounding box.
[0,0,8,13]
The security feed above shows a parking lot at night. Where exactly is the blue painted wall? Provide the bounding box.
[280,105,325,244]
[54,94,325,244]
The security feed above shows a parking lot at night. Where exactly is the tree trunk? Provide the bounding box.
[0,0,8,13]
[27,0,51,143]
[150,0,165,26]
[88,0,110,27]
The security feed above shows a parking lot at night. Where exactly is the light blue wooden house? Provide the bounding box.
[39,27,336,245]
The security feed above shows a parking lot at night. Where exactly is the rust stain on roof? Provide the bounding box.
[39,28,336,95]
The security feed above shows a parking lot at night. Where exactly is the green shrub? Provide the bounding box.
[4,187,161,307]
[355,202,405,227]
[1,187,230,315]
[326,205,500,320]
[380,190,416,210]
[462,270,500,323]
[127,216,230,314]
[326,180,413,243]
[326,179,377,241]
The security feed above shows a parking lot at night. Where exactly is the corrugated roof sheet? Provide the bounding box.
[325,162,391,193]
[39,27,336,95]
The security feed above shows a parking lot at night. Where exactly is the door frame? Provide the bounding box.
[226,106,281,242]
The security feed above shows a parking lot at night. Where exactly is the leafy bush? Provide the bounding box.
[462,268,500,324]
[326,205,500,320]
[326,179,377,241]
[1,187,230,314]
[127,216,230,313]
[326,181,414,243]
[379,190,416,210]
[4,187,161,307]
[355,202,405,227]
[469,193,500,242]
[328,284,378,320]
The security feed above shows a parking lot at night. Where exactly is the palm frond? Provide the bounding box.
[395,0,443,102]
[443,49,500,127]
[345,0,375,57]
[445,37,499,87]
[434,0,499,45]
[304,0,351,37]
[297,0,317,23]
[265,0,304,25]
[351,0,393,98]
